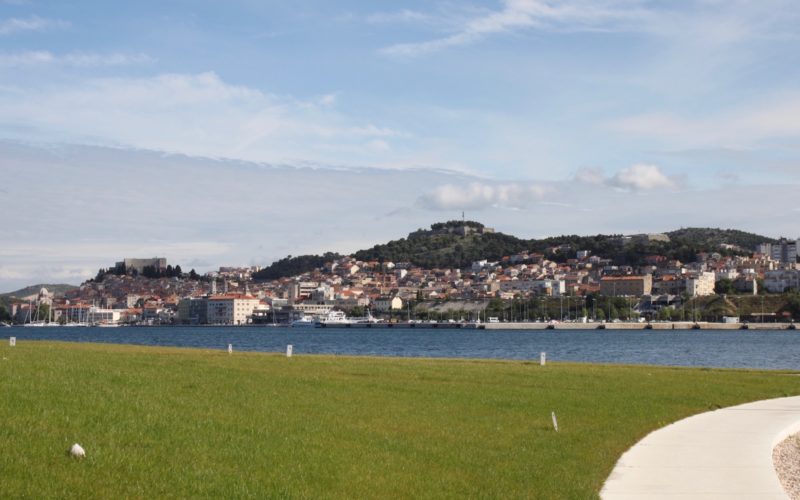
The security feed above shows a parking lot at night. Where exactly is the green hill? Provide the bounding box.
[252,223,776,280]
[666,227,777,250]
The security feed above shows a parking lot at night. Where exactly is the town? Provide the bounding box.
[3,223,800,328]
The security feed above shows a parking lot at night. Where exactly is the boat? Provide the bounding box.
[290,315,315,327]
[314,310,350,327]
[315,310,386,328]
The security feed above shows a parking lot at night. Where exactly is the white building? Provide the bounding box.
[373,296,403,312]
[88,307,122,325]
[686,272,716,297]
[763,269,800,293]
[207,294,261,325]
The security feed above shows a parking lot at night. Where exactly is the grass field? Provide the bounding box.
[1,341,798,498]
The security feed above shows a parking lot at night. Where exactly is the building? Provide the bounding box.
[373,296,403,312]
[759,239,798,264]
[88,307,122,326]
[116,257,167,274]
[763,269,800,293]
[600,275,653,297]
[685,272,716,297]
[207,294,261,325]
[177,297,208,325]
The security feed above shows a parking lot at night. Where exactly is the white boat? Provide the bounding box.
[314,310,350,327]
[349,310,383,326]
[315,310,385,328]
[290,315,315,327]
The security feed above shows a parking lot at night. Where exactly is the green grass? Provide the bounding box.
[1,341,798,499]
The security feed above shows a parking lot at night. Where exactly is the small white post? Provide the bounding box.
[227,344,233,354]
[551,411,559,432]
[9,337,16,347]
[540,352,546,366]
[286,344,293,357]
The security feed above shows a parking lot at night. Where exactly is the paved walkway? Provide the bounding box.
[601,396,800,499]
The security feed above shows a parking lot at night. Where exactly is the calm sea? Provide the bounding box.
[6,326,800,370]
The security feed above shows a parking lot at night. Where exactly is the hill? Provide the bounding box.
[252,222,776,280]
[1,283,77,299]
[252,253,342,281]
[667,227,777,250]
[0,283,77,320]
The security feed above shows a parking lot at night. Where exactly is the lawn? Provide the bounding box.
[1,341,798,498]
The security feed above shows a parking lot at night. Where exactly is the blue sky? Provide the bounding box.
[1,0,799,291]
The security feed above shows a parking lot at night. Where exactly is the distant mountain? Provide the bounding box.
[0,283,78,316]
[1,283,77,299]
[250,223,777,280]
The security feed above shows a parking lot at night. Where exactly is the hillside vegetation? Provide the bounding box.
[253,222,774,280]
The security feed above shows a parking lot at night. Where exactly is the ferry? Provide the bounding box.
[290,315,315,327]
[314,310,350,327]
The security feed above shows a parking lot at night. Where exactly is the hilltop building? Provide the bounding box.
[116,257,167,274]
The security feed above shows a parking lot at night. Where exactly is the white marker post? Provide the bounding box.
[286,344,293,358]
[227,344,233,354]
[9,337,16,347]
[551,411,559,432]
[540,351,546,366]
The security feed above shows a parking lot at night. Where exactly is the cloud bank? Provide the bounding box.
[575,163,677,191]
[417,182,554,210]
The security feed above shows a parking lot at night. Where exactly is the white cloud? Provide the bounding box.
[417,182,554,210]
[380,0,650,56]
[0,72,404,165]
[0,15,68,35]
[0,50,152,67]
[609,163,676,191]
[575,164,677,191]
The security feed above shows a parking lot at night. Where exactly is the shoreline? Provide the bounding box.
[5,321,797,330]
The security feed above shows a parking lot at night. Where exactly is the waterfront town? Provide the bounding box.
[5,227,800,327]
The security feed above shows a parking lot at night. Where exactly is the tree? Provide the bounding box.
[0,305,10,322]
[715,278,735,295]
[780,293,800,321]
[37,304,51,322]
[189,268,200,280]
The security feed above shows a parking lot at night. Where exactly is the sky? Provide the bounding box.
[1,0,799,292]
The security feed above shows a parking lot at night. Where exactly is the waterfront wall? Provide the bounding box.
[482,322,796,331]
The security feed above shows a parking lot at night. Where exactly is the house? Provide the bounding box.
[373,296,403,312]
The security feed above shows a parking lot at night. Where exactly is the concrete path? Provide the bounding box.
[601,395,800,499]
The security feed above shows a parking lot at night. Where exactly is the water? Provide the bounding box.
[6,326,800,370]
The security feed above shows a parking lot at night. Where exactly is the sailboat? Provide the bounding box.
[23,300,47,327]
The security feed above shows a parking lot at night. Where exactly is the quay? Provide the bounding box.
[481,321,797,330]
[313,321,796,330]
